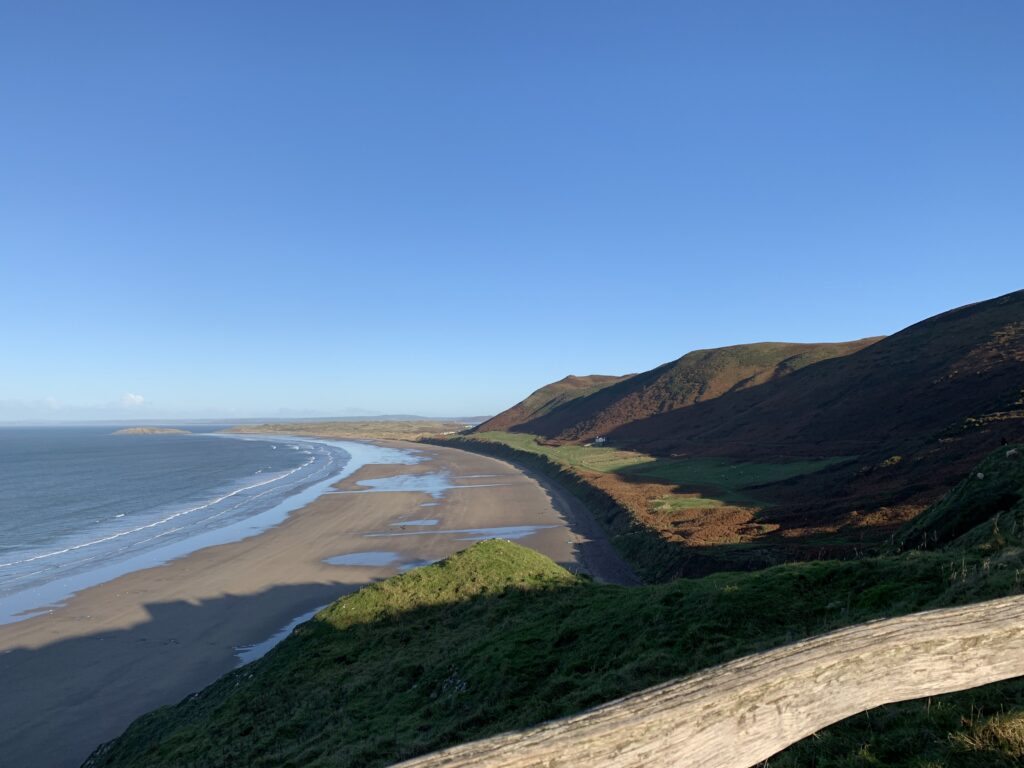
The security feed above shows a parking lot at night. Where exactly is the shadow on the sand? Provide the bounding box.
[0,580,368,768]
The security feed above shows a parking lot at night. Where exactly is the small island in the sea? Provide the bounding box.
[112,427,190,436]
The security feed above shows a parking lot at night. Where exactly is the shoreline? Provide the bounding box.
[0,439,634,768]
[0,436,410,625]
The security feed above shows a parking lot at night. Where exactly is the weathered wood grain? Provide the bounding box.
[394,594,1024,768]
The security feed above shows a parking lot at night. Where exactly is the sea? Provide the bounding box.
[0,426,355,623]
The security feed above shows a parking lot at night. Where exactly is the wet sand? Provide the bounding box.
[0,440,635,768]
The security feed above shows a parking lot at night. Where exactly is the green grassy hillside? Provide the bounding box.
[87,452,1024,768]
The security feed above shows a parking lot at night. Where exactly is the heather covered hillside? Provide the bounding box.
[475,374,631,433]
[483,292,1023,475]
[503,339,880,442]
[453,292,1024,574]
[611,290,1024,515]
[616,290,1024,460]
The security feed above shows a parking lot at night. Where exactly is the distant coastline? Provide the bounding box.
[112,427,190,435]
[227,420,476,441]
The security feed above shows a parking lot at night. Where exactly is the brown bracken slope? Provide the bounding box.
[614,289,1024,515]
[475,374,631,433]
[616,290,1024,456]
[505,340,880,442]
[474,291,1023,558]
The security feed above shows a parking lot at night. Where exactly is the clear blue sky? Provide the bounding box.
[2,2,1022,420]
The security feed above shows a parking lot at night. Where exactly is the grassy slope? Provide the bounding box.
[89,452,1024,767]
[515,339,880,443]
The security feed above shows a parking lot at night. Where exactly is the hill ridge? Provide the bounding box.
[487,338,881,442]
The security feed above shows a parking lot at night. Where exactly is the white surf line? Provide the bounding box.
[0,453,318,570]
[0,438,422,624]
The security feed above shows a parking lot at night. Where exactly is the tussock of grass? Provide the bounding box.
[318,539,576,628]
[951,710,1024,759]
[764,680,1024,768]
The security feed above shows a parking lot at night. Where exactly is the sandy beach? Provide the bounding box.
[0,440,635,768]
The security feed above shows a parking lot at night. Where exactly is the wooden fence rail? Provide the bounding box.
[394,594,1024,768]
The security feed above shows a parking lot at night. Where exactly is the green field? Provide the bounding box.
[622,455,850,505]
[88,452,1024,768]
[465,431,848,507]
[651,494,725,513]
[465,431,651,472]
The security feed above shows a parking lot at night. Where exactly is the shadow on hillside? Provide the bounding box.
[0,580,368,768]
[73,541,1024,768]
[498,295,1024,528]
[81,576,598,768]
[447,434,956,579]
[519,419,1023,577]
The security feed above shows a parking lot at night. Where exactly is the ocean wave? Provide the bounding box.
[0,451,320,571]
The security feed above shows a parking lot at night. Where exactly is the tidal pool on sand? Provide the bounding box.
[323,551,400,567]
[337,471,514,500]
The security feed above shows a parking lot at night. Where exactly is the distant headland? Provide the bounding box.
[112,427,190,436]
